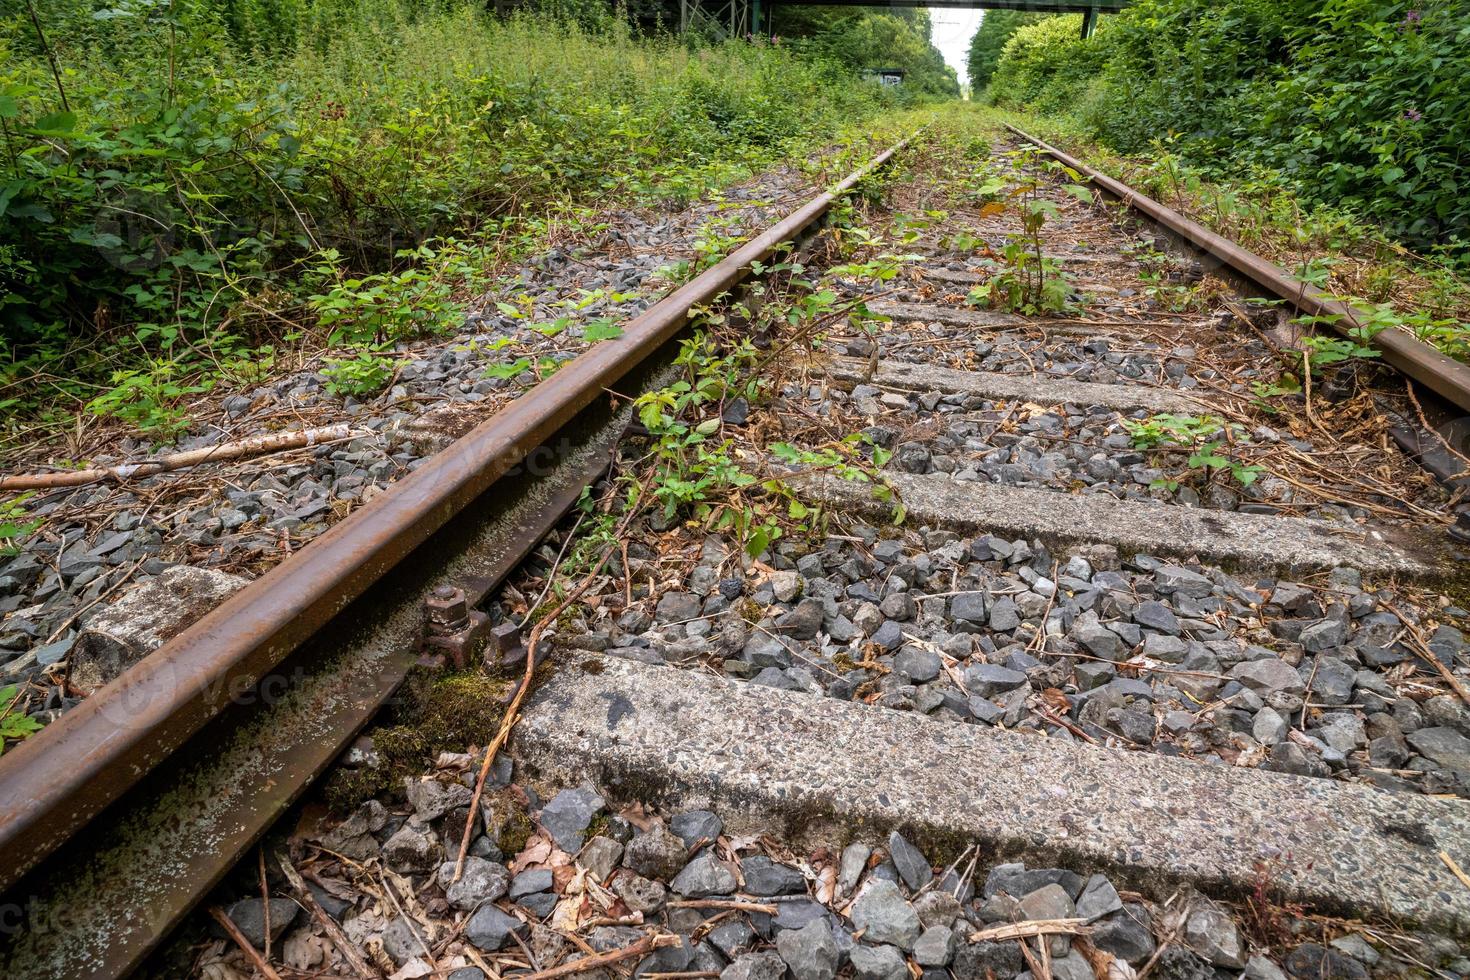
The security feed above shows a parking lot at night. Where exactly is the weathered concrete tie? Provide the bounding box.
[797,471,1450,582]
[514,657,1470,936]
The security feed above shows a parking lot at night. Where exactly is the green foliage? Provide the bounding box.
[627,328,896,557]
[987,0,1470,252]
[322,350,394,398]
[965,10,1044,91]
[0,493,41,557]
[771,6,960,99]
[987,15,1111,115]
[1,0,894,439]
[965,150,1090,314]
[86,356,214,437]
[1123,413,1263,489]
[0,684,42,754]
[308,242,477,346]
[1123,412,1229,450]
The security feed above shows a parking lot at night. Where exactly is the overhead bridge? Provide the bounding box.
[679,0,1128,40]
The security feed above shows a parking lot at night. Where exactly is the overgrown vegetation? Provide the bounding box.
[975,0,1470,257]
[1,0,930,448]
[964,10,1042,92]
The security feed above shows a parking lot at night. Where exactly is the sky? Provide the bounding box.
[927,7,984,86]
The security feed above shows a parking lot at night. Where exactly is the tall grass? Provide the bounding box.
[0,1,890,434]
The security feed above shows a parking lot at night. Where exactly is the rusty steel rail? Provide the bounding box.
[1006,124,1470,414]
[0,132,915,899]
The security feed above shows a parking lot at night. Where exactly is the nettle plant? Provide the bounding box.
[1122,413,1264,491]
[967,148,1093,315]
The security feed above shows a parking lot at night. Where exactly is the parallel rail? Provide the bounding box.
[0,135,915,978]
[1,122,1466,977]
[1007,124,1470,414]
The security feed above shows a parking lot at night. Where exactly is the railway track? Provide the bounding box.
[2,123,1468,978]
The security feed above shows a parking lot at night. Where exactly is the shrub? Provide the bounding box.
[0,0,890,437]
[986,0,1470,253]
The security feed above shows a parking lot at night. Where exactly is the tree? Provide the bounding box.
[965,9,1042,90]
[772,6,959,97]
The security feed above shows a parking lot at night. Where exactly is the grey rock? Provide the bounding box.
[539,786,605,852]
[625,825,687,880]
[1183,897,1246,968]
[1050,949,1097,980]
[851,879,922,949]
[670,853,737,897]
[580,836,624,880]
[1154,565,1212,597]
[1076,874,1122,921]
[1134,600,1180,634]
[775,920,839,980]
[613,874,667,914]
[742,855,807,896]
[1020,883,1075,956]
[1307,656,1356,705]
[448,969,487,980]
[466,904,528,951]
[777,600,825,640]
[437,857,510,912]
[1243,955,1288,980]
[849,944,909,980]
[1284,943,1369,980]
[1300,618,1349,653]
[769,571,803,603]
[671,809,723,846]
[1073,612,1128,661]
[871,620,904,651]
[657,592,703,623]
[721,951,786,980]
[223,897,298,950]
[963,663,1027,696]
[913,925,958,966]
[1406,727,1470,771]
[987,597,1021,631]
[950,592,987,624]
[381,915,429,965]
[771,897,827,934]
[511,869,554,899]
[71,566,247,694]
[838,842,870,894]
[709,919,757,959]
[1252,706,1289,745]
[887,831,931,890]
[1328,933,1379,966]
[1264,741,1330,778]
[406,776,472,822]
[983,864,1083,900]
[894,648,941,684]
[1092,905,1155,965]
[382,825,439,873]
[1230,658,1304,697]
[912,890,962,929]
[953,940,1023,979]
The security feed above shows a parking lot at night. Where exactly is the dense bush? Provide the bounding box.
[0,0,892,426]
[772,6,960,98]
[985,15,1110,116]
[984,0,1470,252]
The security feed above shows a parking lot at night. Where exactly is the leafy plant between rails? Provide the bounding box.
[0,494,42,557]
[1123,413,1264,491]
[0,684,42,755]
[965,148,1093,315]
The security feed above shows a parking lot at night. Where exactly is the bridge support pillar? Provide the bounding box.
[1080,5,1099,38]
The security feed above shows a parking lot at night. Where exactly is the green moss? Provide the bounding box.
[322,668,511,814]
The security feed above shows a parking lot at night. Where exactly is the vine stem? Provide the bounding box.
[25,1,69,112]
